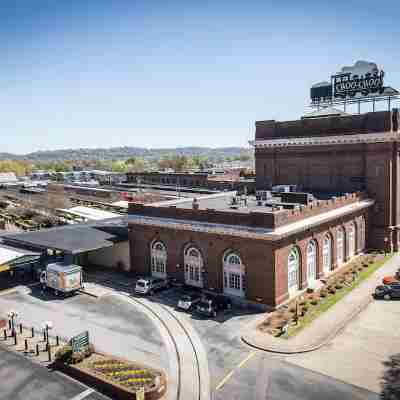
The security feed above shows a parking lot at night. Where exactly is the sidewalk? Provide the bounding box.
[242,252,400,354]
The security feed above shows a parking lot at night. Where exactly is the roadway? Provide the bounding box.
[0,280,381,400]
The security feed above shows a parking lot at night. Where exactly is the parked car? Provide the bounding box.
[134,277,169,295]
[374,282,400,300]
[382,268,400,285]
[177,292,202,311]
[195,294,232,317]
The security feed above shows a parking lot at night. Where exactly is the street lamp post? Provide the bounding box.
[42,321,53,348]
[7,311,18,337]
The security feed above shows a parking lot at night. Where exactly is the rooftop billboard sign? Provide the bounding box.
[310,61,398,108]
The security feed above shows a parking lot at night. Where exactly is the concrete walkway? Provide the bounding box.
[242,253,400,353]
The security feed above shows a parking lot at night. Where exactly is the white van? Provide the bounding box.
[134,277,169,295]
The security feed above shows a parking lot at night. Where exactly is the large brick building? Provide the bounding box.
[254,109,399,251]
[126,108,399,309]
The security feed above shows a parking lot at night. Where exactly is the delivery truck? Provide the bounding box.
[40,262,83,296]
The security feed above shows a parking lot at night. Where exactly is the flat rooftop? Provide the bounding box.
[3,216,128,255]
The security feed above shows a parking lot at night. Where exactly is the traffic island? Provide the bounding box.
[53,346,167,400]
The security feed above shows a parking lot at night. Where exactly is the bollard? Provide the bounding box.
[48,345,51,362]
[36,343,39,356]
[19,323,22,334]
[13,332,17,346]
[56,336,59,346]
[43,329,46,342]
[24,339,28,351]
[3,329,7,340]
[31,327,34,338]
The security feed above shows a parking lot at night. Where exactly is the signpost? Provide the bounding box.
[70,331,90,353]
[136,387,145,400]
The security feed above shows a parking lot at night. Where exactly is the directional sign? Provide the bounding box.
[70,331,89,353]
[136,387,145,400]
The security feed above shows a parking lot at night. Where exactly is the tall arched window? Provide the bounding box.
[288,247,300,296]
[151,241,167,278]
[348,222,356,258]
[323,234,332,274]
[358,216,366,252]
[223,251,245,297]
[337,227,345,266]
[184,246,204,288]
[307,240,318,283]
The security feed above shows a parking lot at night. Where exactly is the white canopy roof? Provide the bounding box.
[58,206,120,221]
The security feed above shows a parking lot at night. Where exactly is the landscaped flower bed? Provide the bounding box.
[258,251,391,338]
[54,350,166,400]
[87,356,161,392]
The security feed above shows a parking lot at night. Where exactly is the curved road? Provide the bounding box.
[114,293,211,400]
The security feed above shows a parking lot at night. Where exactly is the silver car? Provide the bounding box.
[134,277,169,295]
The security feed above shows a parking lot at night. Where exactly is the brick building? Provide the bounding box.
[253,109,399,251]
[126,108,400,309]
[126,171,255,193]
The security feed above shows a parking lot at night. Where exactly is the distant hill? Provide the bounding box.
[0,146,252,162]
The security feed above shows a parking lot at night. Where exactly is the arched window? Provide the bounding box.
[288,247,300,296]
[151,240,167,278]
[223,251,245,297]
[323,234,332,274]
[358,216,366,252]
[184,246,204,288]
[348,222,356,258]
[307,240,318,283]
[337,227,345,266]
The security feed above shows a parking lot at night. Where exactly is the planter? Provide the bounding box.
[53,352,167,400]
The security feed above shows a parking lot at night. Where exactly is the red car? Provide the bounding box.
[382,269,400,285]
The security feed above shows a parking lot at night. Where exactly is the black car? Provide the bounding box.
[374,282,400,300]
[196,294,232,317]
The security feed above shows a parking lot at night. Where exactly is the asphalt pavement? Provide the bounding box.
[0,277,383,400]
[0,346,110,400]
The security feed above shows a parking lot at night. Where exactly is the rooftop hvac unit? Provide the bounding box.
[256,190,271,201]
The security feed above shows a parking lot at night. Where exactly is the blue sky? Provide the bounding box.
[0,0,399,154]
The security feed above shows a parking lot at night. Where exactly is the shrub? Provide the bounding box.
[71,351,85,364]
[310,297,319,306]
[335,283,343,289]
[306,287,314,294]
[55,345,73,363]
[300,306,308,316]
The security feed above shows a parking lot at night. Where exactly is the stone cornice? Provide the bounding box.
[250,131,399,148]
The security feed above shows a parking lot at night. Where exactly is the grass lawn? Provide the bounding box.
[283,253,394,338]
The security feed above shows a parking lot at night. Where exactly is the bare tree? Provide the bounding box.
[381,354,400,399]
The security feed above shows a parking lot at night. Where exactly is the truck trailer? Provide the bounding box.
[40,262,83,296]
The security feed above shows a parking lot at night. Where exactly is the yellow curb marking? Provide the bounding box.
[215,351,256,391]
[0,288,17,297]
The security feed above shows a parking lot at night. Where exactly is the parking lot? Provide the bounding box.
[81,266,264,389]
[0,266,385,400]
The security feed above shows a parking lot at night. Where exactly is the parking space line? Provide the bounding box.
[237,351,256,368]
[215,351,257,391]
[69,388,95,400]
[215,371,234,391]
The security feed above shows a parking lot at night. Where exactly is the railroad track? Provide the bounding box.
[120,294,208,400]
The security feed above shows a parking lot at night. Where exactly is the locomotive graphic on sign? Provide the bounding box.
[310,61,398,108]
